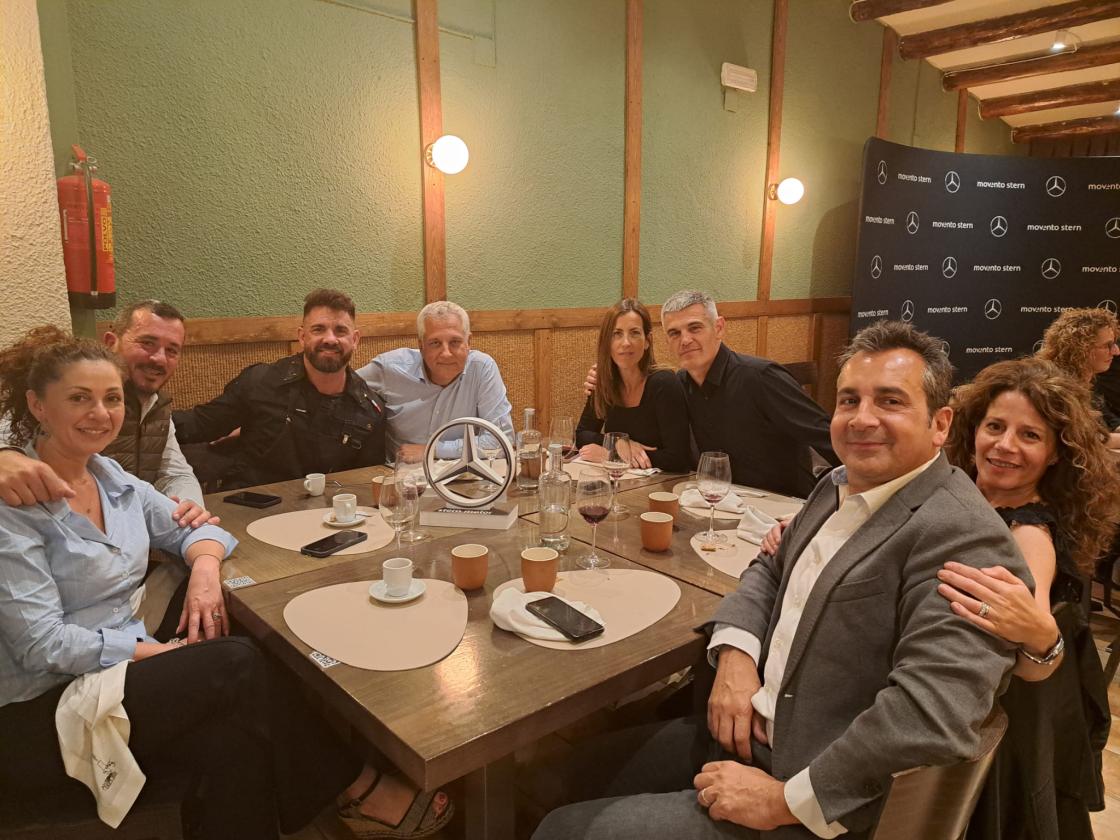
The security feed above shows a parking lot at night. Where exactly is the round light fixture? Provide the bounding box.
[769,177,805,205]
[425,135,470,175]
[1051,29,1074,52]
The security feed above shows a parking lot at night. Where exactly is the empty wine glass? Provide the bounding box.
[549,416,576,461]
[602,431,631,518]
[478,431,504,492]
[696,451,732,545]
[575,466,612,570]
[379,474,419,553]
[394,457,428,543]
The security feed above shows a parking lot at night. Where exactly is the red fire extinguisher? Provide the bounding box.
[57,145,116,309]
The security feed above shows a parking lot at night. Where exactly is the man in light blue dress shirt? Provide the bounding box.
[357,301,514,461]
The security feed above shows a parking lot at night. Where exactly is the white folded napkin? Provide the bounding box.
[490,588,605,642]
[570,458,660,478]
[679,488,746,514]
[736,506,780,545]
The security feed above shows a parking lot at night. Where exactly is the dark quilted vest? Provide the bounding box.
[102,383,172,483]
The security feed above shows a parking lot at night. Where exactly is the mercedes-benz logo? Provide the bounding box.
[984,299,1002,320]
[906,211,920,235]
[423,417,513,509]
[990,215,1008,237]
[1106,217,1120,239]
[941,256,957,279]
[870,255,882,279]
[944,171,960,193]
[939,340,951,357]
[1099,299,1119,316]
[900,299,915,322]
[1040,258,1061,280]
[877,160,888,185]
[1045,175,1066,197]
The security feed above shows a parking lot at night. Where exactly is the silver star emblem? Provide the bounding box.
[1099,299,1118,316]
[900,300,915,322]
[1040,258,1061,280]
[1106,217,1120,239]
[944,171,960,193]
[990,216,1008,237]
[906,211,920,235]
[877,160,888,185]
[423,417,513,509]
[941,256,957,279]
[984,299,1002,320]
[1045,175,1066,197]
[870,255,882,279]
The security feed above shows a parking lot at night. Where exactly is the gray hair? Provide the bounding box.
[417,301,470,342]
[661,290,718,323]
[837,320,954,415]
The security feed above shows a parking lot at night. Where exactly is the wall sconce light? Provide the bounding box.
[1050,29,1078,52]
[768,177,804,205]
[425,135,470,175]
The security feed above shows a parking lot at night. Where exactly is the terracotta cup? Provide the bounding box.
[640,511,674,552]
[521,547,559,592]
[370,475,385,506]
[451,543,489,590]
[648,491,680,520]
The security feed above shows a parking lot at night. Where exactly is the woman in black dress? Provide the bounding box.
[576,299,691,472]
[938,357,1118,839]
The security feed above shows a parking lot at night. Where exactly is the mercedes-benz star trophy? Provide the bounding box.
[419,417,518,530]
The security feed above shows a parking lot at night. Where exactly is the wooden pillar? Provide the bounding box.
[756,0,788,355]
[621,0,643,300]
[955,89,967,153]
[415,0,446,302]
[875,28,896,138]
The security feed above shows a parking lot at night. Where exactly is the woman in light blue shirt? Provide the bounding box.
[0,328,451,839]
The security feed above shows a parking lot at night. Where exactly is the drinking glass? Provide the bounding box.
[379,475,419,553]
[394,457,428,543]
[696,451,732,545]
[478,431,504,492]
[575,466,612,570]
[549,416,576,461]
[602,431,631,518]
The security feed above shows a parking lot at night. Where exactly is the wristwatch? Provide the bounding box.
[1018,632,1064,665]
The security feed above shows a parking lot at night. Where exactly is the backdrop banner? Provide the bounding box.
[851,137,1120,382]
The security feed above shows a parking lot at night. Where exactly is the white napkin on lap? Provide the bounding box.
[679,489,745,514]
[490,588,605,642]
[737,506,780,545]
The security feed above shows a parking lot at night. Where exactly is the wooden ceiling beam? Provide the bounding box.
[980,77,1120,118]
[849,0,952,23]
[1011,113,1120,143]
[899,0,1120,60]
[943,39,1120,90]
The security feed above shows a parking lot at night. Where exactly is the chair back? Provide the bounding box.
[869,706,1007,840]
[782,361,818,400]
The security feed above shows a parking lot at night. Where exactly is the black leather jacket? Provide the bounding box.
[174,354,385,488]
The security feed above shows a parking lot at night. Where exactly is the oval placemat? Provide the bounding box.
[284,579,467,670]
[493,568,680,650]
[690,533,761,580]
[246,507,394,554]
[671,481,804,522]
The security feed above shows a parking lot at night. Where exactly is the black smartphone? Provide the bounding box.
[223,491,282,509]
[526,596,605,642]
[300,530,368,558]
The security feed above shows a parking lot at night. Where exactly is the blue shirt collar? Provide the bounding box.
[25,444,133,511]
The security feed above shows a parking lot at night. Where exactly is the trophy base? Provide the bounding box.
[418,497,518,530]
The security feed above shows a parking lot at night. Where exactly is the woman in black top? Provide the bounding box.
[938,358,1118,840]
[576,299,691,472]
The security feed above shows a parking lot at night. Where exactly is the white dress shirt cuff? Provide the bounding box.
[707,624,762,669]
[784,768,847,838]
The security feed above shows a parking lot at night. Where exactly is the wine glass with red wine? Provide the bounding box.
[549,416,577,461]
[575,466,612,570]
[696,451,732,545]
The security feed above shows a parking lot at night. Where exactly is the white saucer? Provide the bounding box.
[368,579,427,604]
[323,508,373,528]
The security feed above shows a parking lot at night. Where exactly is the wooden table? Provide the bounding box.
[228,517,718,838]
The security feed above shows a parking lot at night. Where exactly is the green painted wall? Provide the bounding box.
[37,0,1018,318]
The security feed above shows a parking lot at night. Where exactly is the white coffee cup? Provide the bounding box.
[304,472,326,496]
[333,493,358,524]
[382,557,413,597]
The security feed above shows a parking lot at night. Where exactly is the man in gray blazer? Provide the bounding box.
[533,321,1030,840]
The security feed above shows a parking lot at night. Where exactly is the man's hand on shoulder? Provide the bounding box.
[708,646,764,761]
[0,450,74,505]
[583,364,598,396]
[695,761,797,830]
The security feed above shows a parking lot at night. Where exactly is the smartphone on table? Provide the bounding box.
[223,491,282,509]
[300,530,368,558]
[526,596,605,642]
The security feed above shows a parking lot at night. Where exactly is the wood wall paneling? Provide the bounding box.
[756,0,789,309]
[622,0,642,300]
[414,0,446,302]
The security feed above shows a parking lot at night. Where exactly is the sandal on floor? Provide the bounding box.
[339,779,453,839]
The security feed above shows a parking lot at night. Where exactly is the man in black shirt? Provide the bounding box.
[174,288,385,488]
[661,290,838,498]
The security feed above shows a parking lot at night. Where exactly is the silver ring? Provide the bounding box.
[211,612,222,621]
[978,602,990,618]
[698,788,709,807]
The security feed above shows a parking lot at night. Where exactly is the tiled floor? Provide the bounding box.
[288,607,1120,840]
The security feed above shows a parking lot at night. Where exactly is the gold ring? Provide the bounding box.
[699,788,710,807]
[978,602,990,618]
